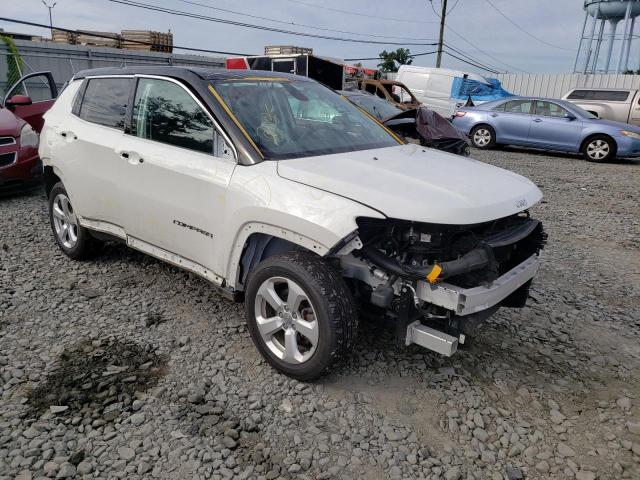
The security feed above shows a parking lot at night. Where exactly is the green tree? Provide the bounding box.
[377,48,413,73]
[1,36,24,96]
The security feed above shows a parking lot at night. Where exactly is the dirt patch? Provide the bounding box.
[28,338,166,417]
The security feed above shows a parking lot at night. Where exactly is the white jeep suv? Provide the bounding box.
[40,67,545,380]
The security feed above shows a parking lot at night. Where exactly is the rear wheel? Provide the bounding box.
[48,182,96,260]
[244,251,357,381]
[470,125,496,149]
[582,135,616,162]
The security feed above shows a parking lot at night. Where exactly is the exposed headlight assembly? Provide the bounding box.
[20,124,39,148]
[620,130,640,140]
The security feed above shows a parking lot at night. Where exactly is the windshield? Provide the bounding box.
[564,102,598,119]
[346,93,403,121]
[210,79,400,160]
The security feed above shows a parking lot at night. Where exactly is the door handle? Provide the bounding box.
[120,151,129,159]
[533,118,542,123]
[490,113,498,117]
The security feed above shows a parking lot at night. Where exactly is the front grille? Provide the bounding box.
[0,152,17,168]
[0,137,15,146]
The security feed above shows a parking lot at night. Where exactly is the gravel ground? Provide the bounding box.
[1,148,639,480]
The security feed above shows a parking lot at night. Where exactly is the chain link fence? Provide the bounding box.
[1,36,25,97]
[0,38,225,100]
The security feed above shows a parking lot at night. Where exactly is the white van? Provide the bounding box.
[396,66,499,118]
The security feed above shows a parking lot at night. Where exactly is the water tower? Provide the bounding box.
[574,0,640,73]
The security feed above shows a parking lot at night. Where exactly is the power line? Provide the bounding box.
[344,50,438,61]
[171,0,437,41]
[107,0,440,46]
[484,0,575,52]
[285,0,439,25]
[429,0,527,73]
[444,43,504,74]
[0,17,254,55]
[445,25,528,73]
[444,50,501,74]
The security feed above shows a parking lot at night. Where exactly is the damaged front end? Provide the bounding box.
[339,213,546,356]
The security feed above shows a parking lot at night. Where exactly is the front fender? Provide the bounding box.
[221,161,384,288]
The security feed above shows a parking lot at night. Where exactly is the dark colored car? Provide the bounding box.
[0,72,58,193]
[351,79,421,110]
[341,89,470,156]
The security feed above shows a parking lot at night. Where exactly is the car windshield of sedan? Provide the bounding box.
[345,93,403,121]
[565,103,598,119]
[210,79,400,160]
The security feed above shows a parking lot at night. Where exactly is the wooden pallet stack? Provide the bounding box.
[121,30,173,53]
[264,45,313,56]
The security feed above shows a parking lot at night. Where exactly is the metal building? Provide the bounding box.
[574,0,640,73]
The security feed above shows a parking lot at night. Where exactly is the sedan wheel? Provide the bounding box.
[470,126,495,149]
[254,276,319,364]
[585,139,611,161]
[52,193,78,249]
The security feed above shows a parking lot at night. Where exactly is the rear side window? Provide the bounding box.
[498,100,533,114]
[567,89,630,101]
[79,78,132,129]
[131,78,214,154]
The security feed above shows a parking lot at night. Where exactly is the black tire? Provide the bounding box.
[470,125,496,149]
[244,251,357,381]
[48,182,96,260]
[582,135,616,162]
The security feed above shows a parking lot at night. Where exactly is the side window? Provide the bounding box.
[5,72,57,103]
[79,78,131,129]
[502,100,533,114]
[567,89,629,101]
[492,102,507,112]
[535,101,567,118]
[131,78,214,155]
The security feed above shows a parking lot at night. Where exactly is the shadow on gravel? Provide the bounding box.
[28,338,167,417]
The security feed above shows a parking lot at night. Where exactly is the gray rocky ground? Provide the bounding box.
[1,148,639,480]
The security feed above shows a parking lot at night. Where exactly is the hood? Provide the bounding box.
[277,143,542,225]
[588,117,640,132]
[0,108,25,137]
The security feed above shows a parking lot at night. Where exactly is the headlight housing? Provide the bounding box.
[20,124,39,148]
[620,130,640,140]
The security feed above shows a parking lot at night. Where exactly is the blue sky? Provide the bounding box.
[2,0,591,74]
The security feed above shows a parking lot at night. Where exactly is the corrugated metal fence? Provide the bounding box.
[0,39,225,96]
[495,73,640,99]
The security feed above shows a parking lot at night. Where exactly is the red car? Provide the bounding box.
[0,72,57,194]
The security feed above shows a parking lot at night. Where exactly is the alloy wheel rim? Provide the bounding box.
[587,140,609,160]
[52,193,78,249]
[474,129,491,147]
[254,276,319,364]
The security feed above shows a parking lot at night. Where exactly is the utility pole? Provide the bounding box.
[435,0,448,68]
[42,0,57,39]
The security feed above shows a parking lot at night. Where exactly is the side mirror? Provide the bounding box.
[6,95,33,107]
[564,113,576,121]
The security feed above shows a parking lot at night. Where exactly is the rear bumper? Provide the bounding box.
[416,253,541,316]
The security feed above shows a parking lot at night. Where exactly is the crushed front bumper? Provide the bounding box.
[416,253,541,316]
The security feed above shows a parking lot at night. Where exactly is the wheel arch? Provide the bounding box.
[470,123,497,144]
[580,132,617,154]
[43,165,63,198]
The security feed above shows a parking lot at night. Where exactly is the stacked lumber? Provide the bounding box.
[264,45,313,56]
[121,30,173,52]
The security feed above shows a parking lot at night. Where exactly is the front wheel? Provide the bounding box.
[582,135,616,162]
[244,251,357,381]
[470,125,496,149]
